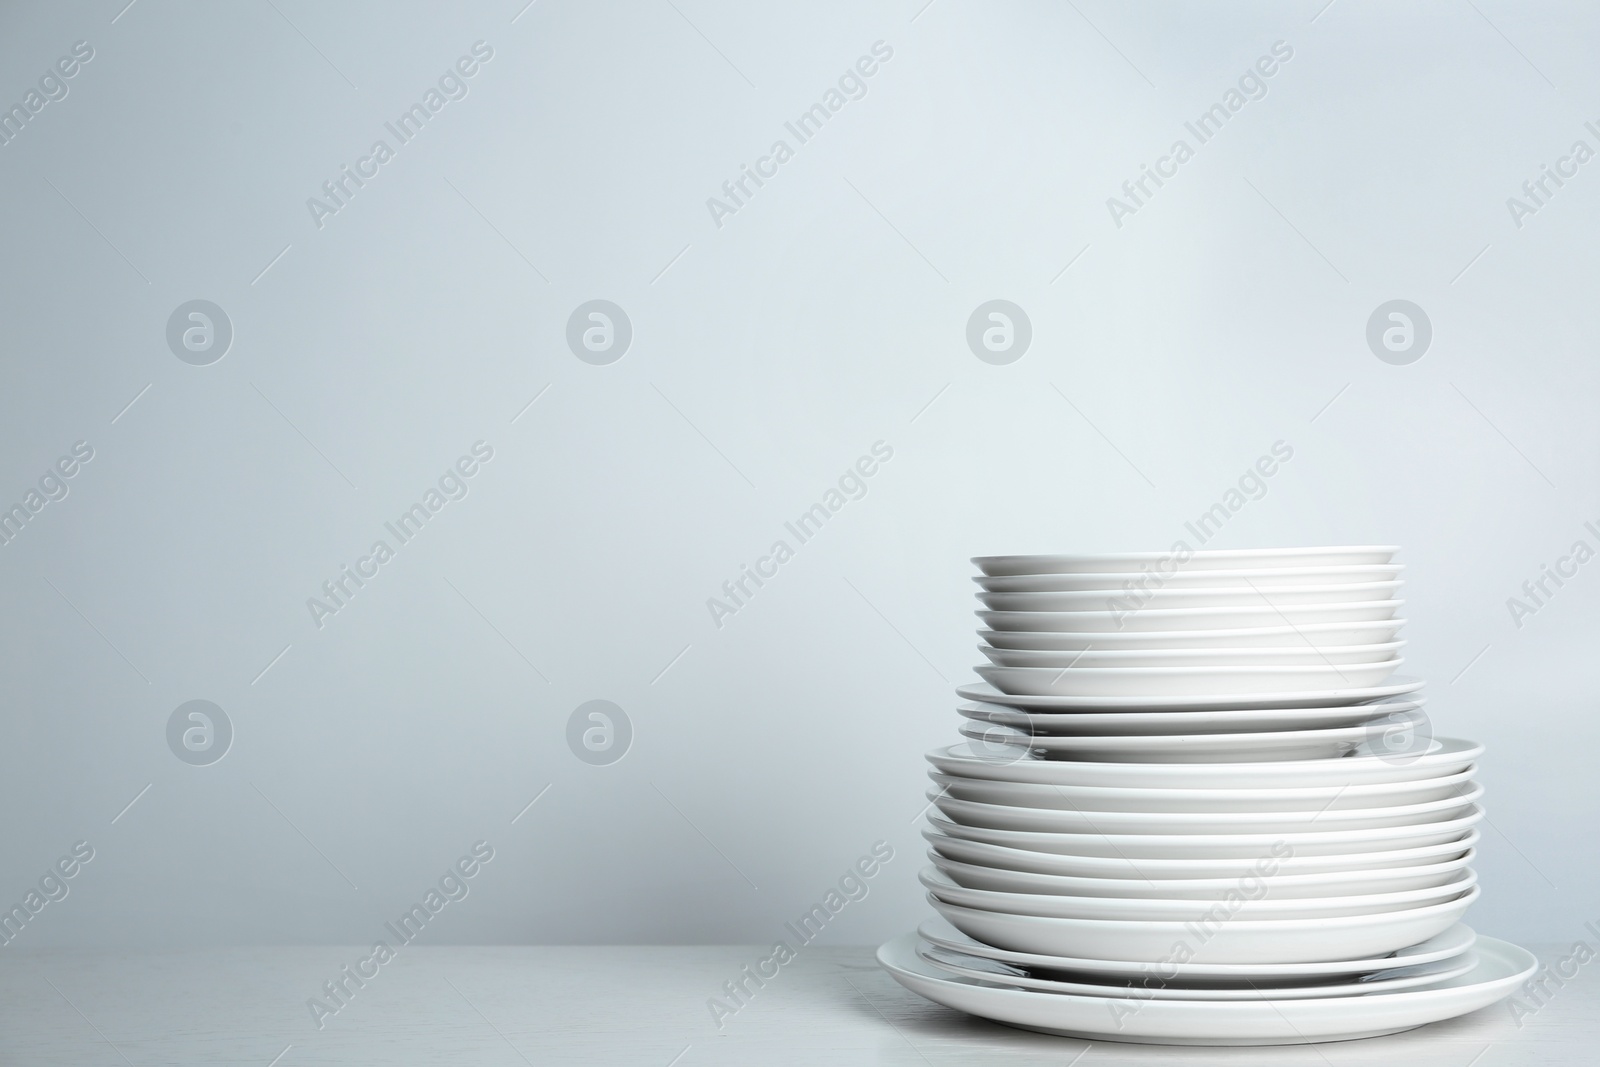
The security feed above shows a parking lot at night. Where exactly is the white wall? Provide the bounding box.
[0,0,1595,951]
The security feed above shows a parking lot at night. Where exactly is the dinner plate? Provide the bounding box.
[916,943,1481,1000]
[915,916,1479,982]
[927,783,1482,835]
[979,641,1406,668]
[929,885,1480,963]
[979,581,1403,612]
[919,866,1476,921]
[923,828,1481,880]
[927,758,1470,811]
[881,932,1533,1044]
[926,739,1484,789]
[927,807,1484,859]
[928,849,1476,898]
[957,720,1380,762]
[981,600,1404,634]
[973,547,1401,576]
[955,676,1424,711]
[975,659,1403,698]
[955,697,1423,736]
[980,620,1406,650]
[975,564,1405,593]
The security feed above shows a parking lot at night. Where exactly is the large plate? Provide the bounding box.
[975,660,1403,698]
[879,930,1532,1045]
[955,676,1423,711]
[955,697,1422,736]
[957,720,1375,762]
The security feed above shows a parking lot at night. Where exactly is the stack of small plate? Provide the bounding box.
[879,547,1534,1045]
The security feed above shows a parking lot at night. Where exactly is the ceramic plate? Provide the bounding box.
[978,581,1402,612]
[925,739,1483,789]
[979,641,1405,668]
[956,720,1382,762]
[973,546,1400,576]
[927,758,1470,811]
[926,807,1484,859]
[980,600,1404,634]
[923,828,1481,881]
[975,660,1403,698]
[919,866,1476,921]
[916,943,1480,1000]
[879,930,1531,1044]
[926,783,1482,835]
[955,697,1423,736]
[955,675,1424,711]
[981,620,1405,650]
[975,564,1404,593]
[928,849,1476,899]
[915,916,1478,982]
[928,885,1479,963]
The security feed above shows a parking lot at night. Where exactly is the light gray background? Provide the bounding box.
[1,0,1596,959]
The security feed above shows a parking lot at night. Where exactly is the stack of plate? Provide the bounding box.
[879,547,1534,1045]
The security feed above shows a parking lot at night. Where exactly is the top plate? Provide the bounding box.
[973,546,1400,576]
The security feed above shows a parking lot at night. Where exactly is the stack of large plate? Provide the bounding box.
[879,547,1534,1046]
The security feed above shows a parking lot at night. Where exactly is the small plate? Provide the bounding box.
[978,581,1403,612]
[878,929,1532,1045]
[981,620,1405,650]
[957,720,1377,762]
[973,547,1401,576]
[915,916,1478,982]
[975,659,1403,698]
[980,600,1403,633]
[979,641,1405,668]
[975,564,1404,592]
[955,675,1424,711]
[955,696,1422,736]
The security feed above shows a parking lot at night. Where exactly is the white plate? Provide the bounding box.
[929,885,1479,963]
[927,807,1484,859]
[955,697,1423,736]
[879,930,1532,1044]
[927,783,1482,835]
[976,564,1404,592]
[917,943,1480,1000]
[979,582,1403,612]
[923,828,1481,880]
[916,916,1478,982]
[975,660,1403,698]
[980,641,1406,668]
[981,600,1403,633]
[928,759,1470,811]
[928,849,1477,898]
[920,866,1476,921]
[957,720,1381,762]
[981,620,1405,650]
[926,739,1483,789]
[973,546,1401,576]
[955,675,1424,711]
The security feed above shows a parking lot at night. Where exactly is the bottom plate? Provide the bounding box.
[877,931,1533,1045]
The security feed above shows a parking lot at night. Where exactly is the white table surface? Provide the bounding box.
[0,941,1587,1065]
